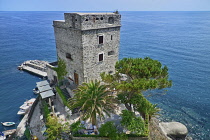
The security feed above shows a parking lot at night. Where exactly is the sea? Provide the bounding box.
[0,11,210,139]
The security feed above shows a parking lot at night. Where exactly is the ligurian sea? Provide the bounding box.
[0,11,210,139]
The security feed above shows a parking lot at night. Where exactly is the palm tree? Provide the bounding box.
[68,80,118,126]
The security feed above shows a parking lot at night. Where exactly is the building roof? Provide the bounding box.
[40,90,55,99]
[38,85,52,93]
[36,80,49,87]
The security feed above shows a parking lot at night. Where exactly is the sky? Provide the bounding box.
[0,0,210,11]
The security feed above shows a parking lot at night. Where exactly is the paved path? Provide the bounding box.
[29,101,46,140]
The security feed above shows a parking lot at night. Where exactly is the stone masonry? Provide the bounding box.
[53,12,121,85]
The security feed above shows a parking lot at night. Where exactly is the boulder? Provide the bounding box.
[159,122,188,140]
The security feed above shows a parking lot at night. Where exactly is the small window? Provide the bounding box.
[75,19,77,21]
[66,53,73,60]
[111,35,113,40]
[99,53,104,62]
[100,17,103,20]
[109,71,113,74]
[108,17,114,24]
[85,19,88,21]
[108,51,115,56]
[96,18,99,20]
[99,36,103,44]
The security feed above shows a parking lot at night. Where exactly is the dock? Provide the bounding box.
[18,60,48,77]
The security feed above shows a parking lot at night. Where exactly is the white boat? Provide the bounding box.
[33,87,40,94]
[26,98,36,105]
[19,98,36,109]
[1,122,15,127]
[19,103,30,110]
[17,98,36,115]
[17,109,27,115]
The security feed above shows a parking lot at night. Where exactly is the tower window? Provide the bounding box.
[100,17,103,20]
[111,35,113,40]
[85,19,88,21]
[66,53,73,60]
[99,36,103,44]
[109,71,113,74]
[108,51,115,56]
[96,18,99,20]
[99,53,104,62]
[108,17,114,24]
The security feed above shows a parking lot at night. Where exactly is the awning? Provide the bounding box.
[36,80,49,87]
[38,85,52,93]
[40,90,55,99]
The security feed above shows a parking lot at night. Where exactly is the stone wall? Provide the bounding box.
[53,26,84,84]
[46,64,57,85]
[82,27,120,82]
[72,136,148,140]
[64,13,121,31]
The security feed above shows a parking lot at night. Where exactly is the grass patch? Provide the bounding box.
[42,100,50,120]
[56,86,70,108]
[24,127,31,140]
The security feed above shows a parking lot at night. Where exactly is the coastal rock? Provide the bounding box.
[159,122,188,140]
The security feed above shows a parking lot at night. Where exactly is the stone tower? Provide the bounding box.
[53,12,121,85]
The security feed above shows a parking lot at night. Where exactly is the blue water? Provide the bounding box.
[0,11,210,139]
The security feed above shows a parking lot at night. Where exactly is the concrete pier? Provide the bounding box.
[21,65,47,77]
[18,60,48,77]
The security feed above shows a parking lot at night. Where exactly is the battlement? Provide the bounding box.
[53,12,121,30]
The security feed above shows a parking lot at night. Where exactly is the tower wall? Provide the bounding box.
[53,12,121,85]
[82,27,120,82]
[53,24,84,84]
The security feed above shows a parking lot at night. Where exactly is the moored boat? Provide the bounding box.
[33,87,39,94]
[17,109,27,115]
[17,98,36,115]
[1,122,15,127]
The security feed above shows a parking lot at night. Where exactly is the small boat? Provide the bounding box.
[17,98,36,115]
[19,103,30,110]
[1,122,15,127]
[33,87,39,94]
[26,98,36,105]
[17,109,27,115]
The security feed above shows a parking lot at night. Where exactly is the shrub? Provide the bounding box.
[24,127,31,140]
[120,110,147,136]
[70,121,85,136]
[99,121,128,140]
[42,100,50,120]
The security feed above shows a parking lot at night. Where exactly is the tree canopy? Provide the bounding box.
[101,57,172,112]
[45,115,70,140]
[53,57,68,81]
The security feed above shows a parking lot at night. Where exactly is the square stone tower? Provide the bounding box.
[53,12,121,85]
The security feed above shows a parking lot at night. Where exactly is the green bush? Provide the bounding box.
[120,110,147,136]
[99,121,128,140]
[24,127,31,140]
[70,121,85,136]
[42,101,50,120]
